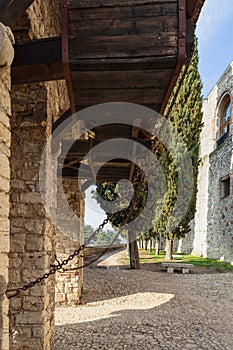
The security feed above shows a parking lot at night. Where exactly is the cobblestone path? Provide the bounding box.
[55,251,233,350]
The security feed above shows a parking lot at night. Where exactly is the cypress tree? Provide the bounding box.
[160,37,203,259]
[95,38,203,263]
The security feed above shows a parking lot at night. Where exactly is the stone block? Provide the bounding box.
[0,107,10,129]
[20,192,42,204]
[32,326,43,339]
[15,311,44,325]
[29,284,44,297]
[0,121,11,147]
[0,175,10,192]
[0,232,10,252]
[67,293,79,302]
[11,337,42,350]
[25,234,44,252]
[0,218,9,231]
[0,263,8,282]
[0,253,8,268]
[0,152,10,179]
[9,269,21,284]
[11,237,25,253]
[10,297,22,311]
[0,192,9,216]
[23,296,44,311]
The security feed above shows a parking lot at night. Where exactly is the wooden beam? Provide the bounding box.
[12,37,64,84]
[0,0,35,27]
[68,0,177,9]
[69,55,178,72]
[61,166,130,182]
[60,138,152,159]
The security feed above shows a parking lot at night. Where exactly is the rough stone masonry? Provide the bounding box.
[0,1,85,349]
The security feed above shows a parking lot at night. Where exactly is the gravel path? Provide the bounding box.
[55,251,233,350]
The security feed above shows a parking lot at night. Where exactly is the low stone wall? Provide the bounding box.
[83,244,127,258]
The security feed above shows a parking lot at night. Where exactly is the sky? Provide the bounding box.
[196,0,233,97]
[85,186,112,230]
[84,0,233,228]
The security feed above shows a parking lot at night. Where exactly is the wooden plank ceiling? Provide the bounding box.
[66,0,180,113]
[4,0,205,184]
[60,0,204,183]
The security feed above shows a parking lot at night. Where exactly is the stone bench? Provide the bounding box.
[161,262,194,274]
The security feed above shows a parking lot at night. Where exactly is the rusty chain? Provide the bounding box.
[5,216,110,299]
[6,165,142,299]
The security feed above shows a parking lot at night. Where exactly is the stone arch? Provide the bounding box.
[215,91,232,143]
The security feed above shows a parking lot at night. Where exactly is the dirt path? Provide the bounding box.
[95,247,128,268]
[55,250,233,350]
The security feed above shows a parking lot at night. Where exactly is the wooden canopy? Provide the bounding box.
[63,0,204,114]
[1,0,205,185]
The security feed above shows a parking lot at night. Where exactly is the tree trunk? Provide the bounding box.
[128,231,140,269]
[141,239,144,249]
[165,239,173,260]
[152,237,156,249]
[149,238,152,252]
[145,239,148,250]
[155,238,160,256]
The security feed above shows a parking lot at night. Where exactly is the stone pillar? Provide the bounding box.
[55,179,85,306]
[8,84,57,350]
[0,22,14,350]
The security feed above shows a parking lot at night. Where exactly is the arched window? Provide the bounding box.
[218,94,231,139]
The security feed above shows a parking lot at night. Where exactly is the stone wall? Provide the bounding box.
[8,1,73,349]
[191,156,209,257]
[55,179,85,306]
[206,138,233,261]
[9,82,58,350]
[180,62,233,263]
[0,66,11,350]
[83,244,127,258]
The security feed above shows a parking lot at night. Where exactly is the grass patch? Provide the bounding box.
[140,249,233,271]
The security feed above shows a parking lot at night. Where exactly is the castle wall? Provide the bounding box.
[181,62,233,263]
[206,137,233,261]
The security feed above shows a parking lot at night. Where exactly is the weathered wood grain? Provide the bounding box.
[68,0,176,9]
[68,4,177,20]
[69,55,177,72]
[69,33,178,59]
[70,69,174,90]
[69,16,177,37]
[73,87,165,107]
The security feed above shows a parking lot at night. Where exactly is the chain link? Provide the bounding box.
[5,217,110,299]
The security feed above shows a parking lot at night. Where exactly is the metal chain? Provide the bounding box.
[5,167,141,300]
[5,217,110,299]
